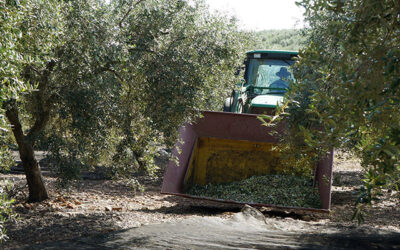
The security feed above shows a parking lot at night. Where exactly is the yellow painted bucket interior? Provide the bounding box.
[184,137,282,190]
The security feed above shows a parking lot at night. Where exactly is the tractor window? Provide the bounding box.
[246,59,294,94]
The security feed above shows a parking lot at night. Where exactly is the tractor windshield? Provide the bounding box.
[246,59,294,94]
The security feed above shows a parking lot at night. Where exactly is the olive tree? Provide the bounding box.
[0,0,30,241]
[272,0,400,221]
[2,0,245,202]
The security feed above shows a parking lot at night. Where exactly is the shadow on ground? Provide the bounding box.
[30,208,400,250]
[135,204,241,216]
[7,212,120,248]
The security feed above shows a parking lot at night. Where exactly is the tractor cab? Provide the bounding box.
[225,50,298,114]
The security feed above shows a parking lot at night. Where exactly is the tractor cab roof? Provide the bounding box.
[246,50,298,60]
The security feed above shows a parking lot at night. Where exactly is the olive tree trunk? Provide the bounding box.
[5,103,49,202]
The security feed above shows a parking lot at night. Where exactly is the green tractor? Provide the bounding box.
[224,50,298,114]
[161,50,334,211]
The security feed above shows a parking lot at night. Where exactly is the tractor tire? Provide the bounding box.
[223,97,233,112]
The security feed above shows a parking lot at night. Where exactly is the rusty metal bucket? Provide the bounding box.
[161,111,333,212]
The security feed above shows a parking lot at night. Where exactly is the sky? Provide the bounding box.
[204,0,305,31]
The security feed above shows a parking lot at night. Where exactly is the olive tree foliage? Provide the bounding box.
[0,0,31,169]
[252,29,306,51]
[1,0,245,201]
[268,0,400,222]
[0,0,30,242]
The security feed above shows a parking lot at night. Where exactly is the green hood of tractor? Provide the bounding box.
[250,94,284,109]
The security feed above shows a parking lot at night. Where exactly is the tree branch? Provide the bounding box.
[167,36,187,51]
[105,68,125,83]
[26,60,56,141]
[26,110,50,141]
[119,0,146,28]
[28,65,41,75]
[3,100,26,153]
[128,47,159,55]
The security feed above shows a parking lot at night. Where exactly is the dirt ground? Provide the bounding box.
[1,152,400,249]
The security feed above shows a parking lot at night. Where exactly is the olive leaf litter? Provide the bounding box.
[186,175,321,208]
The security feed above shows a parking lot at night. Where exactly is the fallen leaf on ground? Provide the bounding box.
[66,203,75,209]
[23,203,32,209]
[56,197,67,203]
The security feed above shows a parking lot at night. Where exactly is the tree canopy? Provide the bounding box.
[272,0,400,222]
[0,0,246,202]
[253,29,306,51]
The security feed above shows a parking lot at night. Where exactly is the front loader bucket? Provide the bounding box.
[161,111,333,212]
